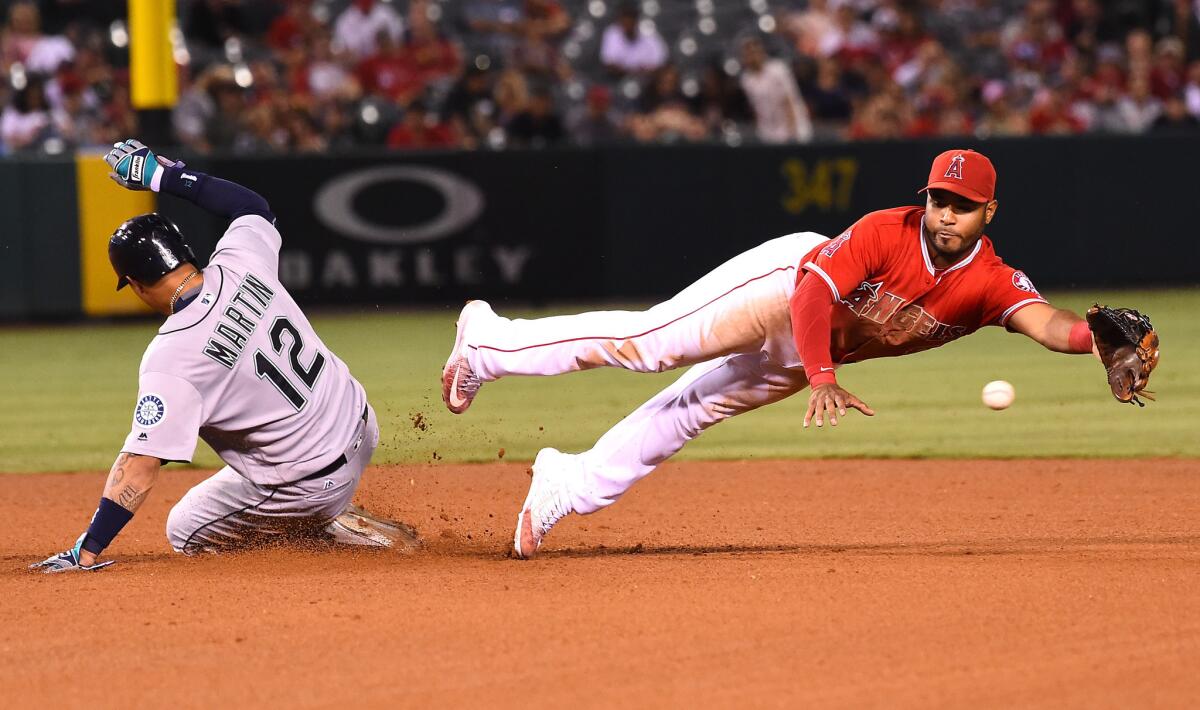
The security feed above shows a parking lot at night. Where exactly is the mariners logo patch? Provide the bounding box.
[134,394,166,428]
[1011,270,1038,294]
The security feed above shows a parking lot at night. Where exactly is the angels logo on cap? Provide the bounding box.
[944,154,965,180]
[920,148,996,203]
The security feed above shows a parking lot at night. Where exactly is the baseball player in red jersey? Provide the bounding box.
[441,149,1112,559]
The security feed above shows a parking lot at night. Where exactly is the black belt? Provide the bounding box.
[291,405,369,484]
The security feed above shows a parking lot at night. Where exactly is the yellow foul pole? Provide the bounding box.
[128,0,178,109]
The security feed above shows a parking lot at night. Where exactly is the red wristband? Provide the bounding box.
[1067,320,1093,353]
[808,371,837,388]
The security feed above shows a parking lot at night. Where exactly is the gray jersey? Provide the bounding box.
[122,216,368,486]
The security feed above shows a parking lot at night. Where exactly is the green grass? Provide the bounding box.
[1,289,1197,472]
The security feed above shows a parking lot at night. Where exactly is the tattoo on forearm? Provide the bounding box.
[109,453,130,486]
[115,484,149,511]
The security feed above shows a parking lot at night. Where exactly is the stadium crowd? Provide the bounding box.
[1,0,1199,155]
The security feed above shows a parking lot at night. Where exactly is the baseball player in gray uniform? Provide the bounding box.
[32,139,416,573]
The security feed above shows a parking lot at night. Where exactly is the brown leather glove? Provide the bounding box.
[1086,305,1160,406]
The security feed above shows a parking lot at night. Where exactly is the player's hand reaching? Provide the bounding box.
[29,533,116,574]
[804,383,875,429]
[105,138,183,192]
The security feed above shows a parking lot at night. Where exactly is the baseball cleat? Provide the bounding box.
[325,505,423,552]
[513,448,576,559]
[441,300,493,414]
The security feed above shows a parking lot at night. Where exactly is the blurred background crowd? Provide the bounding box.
[1,0,1199,155]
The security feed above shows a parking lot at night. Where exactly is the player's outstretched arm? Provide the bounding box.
[1006,302,1096,355]
[791,273,876,428]
[30,453,161,574]
[105,138,274,222]
[1009,301,1161,406]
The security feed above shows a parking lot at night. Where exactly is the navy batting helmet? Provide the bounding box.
[108,213,197,290]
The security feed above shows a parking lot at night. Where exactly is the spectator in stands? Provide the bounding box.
[173,66,226,154]
[506,84,564,147]
[266,0,318,53]
[444,64,497,148]
[1150,37,1186,98]
[356,30,424,106]
[54,71,103,148]
[935,105,973,137]
[286,108,328,152]
[892,38,955,94]
[1062,0,1120,49]
[1185,60,1200,117]
[627,65,708,143]
[1169,0,1200,62]
[1028,85,1086,134]
[471,0,570,42]
[185,0,253,49]
[1,0,1196,154]
[847,87,908,140]
[334,0,405,60]
[739,37,813,144]
[802,57,855,129]
[567,84,622,145]
[974,80,1030,137]
[1117,74,1163,132]
[1089,83,1130,133]
[388,99,459,149]
[878,7,929,75]
[1151,94,1199,132]
[471,0,570,78]
[236,101,287,153]
[783,0,839,59]
[600,2,667,77]
[402,4,463,93]
[1,76,66,153]
[493,67,531,129]
[294,30,362,102]
[204,73,248,151]
[827,2,880,61]
[1,1,73,74]
[693,57,752,132]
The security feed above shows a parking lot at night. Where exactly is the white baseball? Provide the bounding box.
[981,380,1015,410]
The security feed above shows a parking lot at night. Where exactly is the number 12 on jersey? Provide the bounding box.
[254,317,327,410]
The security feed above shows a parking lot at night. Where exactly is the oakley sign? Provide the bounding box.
[313,166,485,245]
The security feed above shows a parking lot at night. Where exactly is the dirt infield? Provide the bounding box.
[2,459,1198,708]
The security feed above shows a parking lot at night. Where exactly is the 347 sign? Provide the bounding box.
[780,157,858,215]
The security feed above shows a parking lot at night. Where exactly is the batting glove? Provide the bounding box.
[29,533,116,574]
[104,138,183,192]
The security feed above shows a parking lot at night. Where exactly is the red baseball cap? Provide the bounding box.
[919,148,996,203]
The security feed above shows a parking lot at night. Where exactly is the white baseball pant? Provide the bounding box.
[466,232,828,513]
[165,405,380,553]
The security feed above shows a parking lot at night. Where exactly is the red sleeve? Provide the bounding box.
[800,213,888,301]
[985,268,1048,327]
[790,272,837,387]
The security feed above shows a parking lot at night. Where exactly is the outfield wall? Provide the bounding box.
[1,136,1195,319]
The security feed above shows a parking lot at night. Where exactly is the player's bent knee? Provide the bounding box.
[165,501,199,554]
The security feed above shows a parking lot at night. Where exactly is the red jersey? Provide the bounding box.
[799,206,1046,365]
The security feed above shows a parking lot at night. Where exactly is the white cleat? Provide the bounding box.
[325,505,422,551]
[513,448,576,559]
[441,300,494,415]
